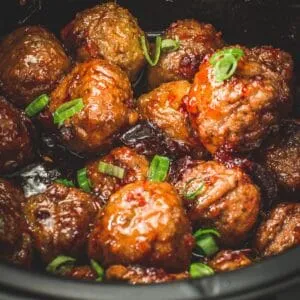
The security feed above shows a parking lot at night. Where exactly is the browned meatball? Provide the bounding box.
[86,147,149,205]
[255,203,300,257]
[0,178,32,267]
[208,250,252,273]
[0,26,71,107]
[174,160,261,246]
[187,46,293,154]
[255,120,300,195]
[88,181,194,272]
[148,19,224,89]
[24,183,100,263]
[48,59,138,154]
[0,97,34,174]
[61,2,145,82]
[63,266,98,281]
[106,265,189,284]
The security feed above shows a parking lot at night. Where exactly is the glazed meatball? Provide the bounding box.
[48,59,138,154]
[148,19,224,89]
[255,120,300,195]
[174,160,261,246]
[208,250,252,273]
[0,178,32,267]
[0,26,71,107]
[187,46,293,154]
[61,2,145,82]
[0,97,34,174]
[255,203,300,257]
[63,266,98,281]
[106,265,189,284]
[86,147,149,205]
[88,181,194,272]
[24,183,99,263]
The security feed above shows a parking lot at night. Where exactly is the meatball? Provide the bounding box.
[88,181,194,272]
[63,266,97,281]
[24,183,100,263]
[174,160,261,246]
[208,250,252,273]
[61,2,145,82]
[0,178,32,267]
[148,19,224,89]
[0,26,71,107]
[106,265,189,284]
[48,59,138,154]
[187,46,293,154]
[255,120,300,195]
[255,203,300,257]
[0,97,34,174]
[86,147,149,205]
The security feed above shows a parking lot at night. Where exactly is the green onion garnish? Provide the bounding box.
[25,94,49,117]
[140,35,162,67]
[77,168,92,193]
[183,178,205,200]
[46,255,76,274]
[90,259,104,282]
[193,228,220,257]
[148,155,170,182]
[98,162,125,179]
[55,178,75,187]
[161,37,180,52]
[193,228,221,239]
[210,48,244,82]
[53,98,84,126]
[189,263,214,279]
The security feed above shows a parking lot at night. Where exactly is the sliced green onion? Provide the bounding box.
[189,263,214,279]
[193,228,221,239]
[140,35,162,67]
[55,178,75,187]
[25,94,49,117]
[161,37,180,52]
[98,162,125,179]
[77,168,92,193]
[53,98,84,126]
[46,256,76,274]
[193,228,220,257]
[210,48,244,66]
[148,155,170,182]
[90,259,104,282]
[183,178,205,200]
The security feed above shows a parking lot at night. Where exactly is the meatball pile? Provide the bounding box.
[0,1,299,286]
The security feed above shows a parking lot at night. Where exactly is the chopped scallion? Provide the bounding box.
[77,168,92,193]
[148,155,170,182]
[98,162,125,179]
[25,94,49,117]
[189,263,214,279]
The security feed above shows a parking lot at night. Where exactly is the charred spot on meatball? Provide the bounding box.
[24,183,100,263]
[0,26,71,108]
[0,97,35,174]
[88,181,194,272]
[148,19,224,89]
[61,2,145,83]
[187,45,294,154]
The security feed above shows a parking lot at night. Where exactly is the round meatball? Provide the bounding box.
[88,181,194,272]
[187,46,293,154]
[148,19,224,89]
[208,250,252,273]
[255,203,300,257]
[61,2,145,82]
[86,147,149,205]
[174,160,261,246]
[48,59,138,154]
[24,183,100,263]
[0,178,32,267]
[0,97,34,174]
[0,26,71,107]
[106,265,189,284]
[255,120,300,195]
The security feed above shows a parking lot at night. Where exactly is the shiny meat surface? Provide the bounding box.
[175,160,261,246]
[148,19,224,89]
[0,26,71,107]
[255,203,300,257]
[88,181,194,272]
[24,183,100,263]
[187,45,293,153]
[63,266,97,281]
[61,2,145,82]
